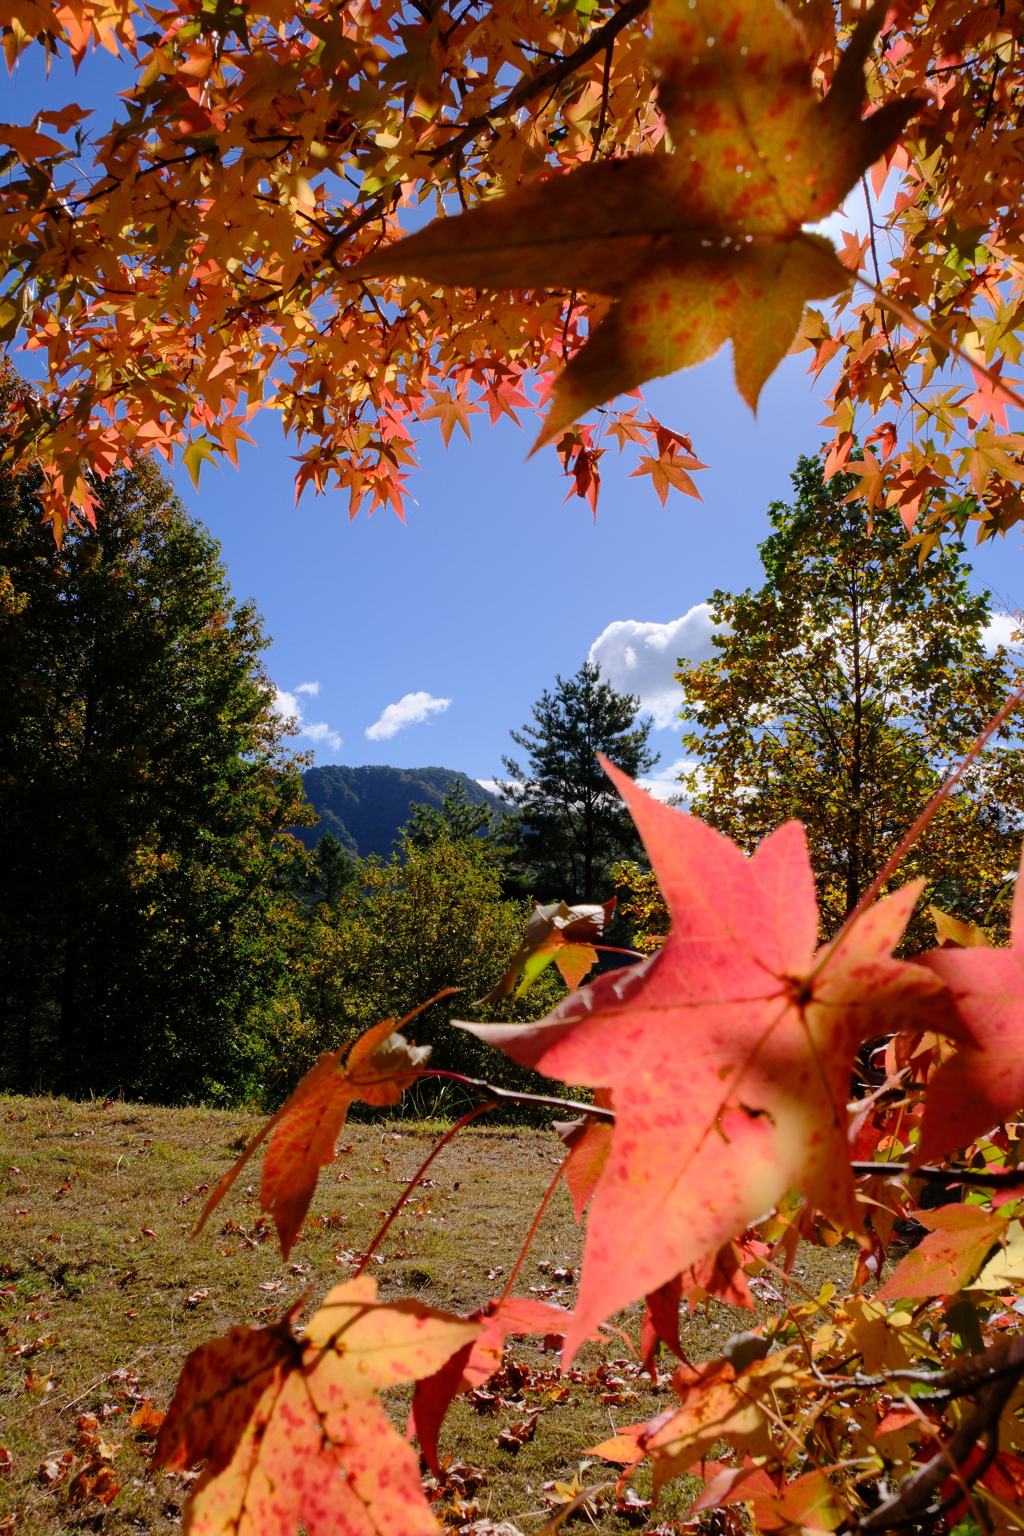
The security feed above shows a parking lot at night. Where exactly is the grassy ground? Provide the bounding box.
[0,1095,858,1536]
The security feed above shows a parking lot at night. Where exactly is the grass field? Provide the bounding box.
[0,1095,858,1536]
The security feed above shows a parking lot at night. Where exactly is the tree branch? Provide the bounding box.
[859,1336,1024,1531]
[417,1068,615,1120]
[852,1160,1024,1188]
[425,0,650,165]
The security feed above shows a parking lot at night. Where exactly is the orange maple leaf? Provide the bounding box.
[873,1205,1009,1301]
[155,1277,479,1536]
[194,1004,444,1257]
[353,0,920,441]
[461,759,962,1360]
[962,361,1024,431]
[420,389,483,447]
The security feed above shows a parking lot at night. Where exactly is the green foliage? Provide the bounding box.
[675,454,1024,945]
[0,439,313,1102]
[404,778,500,851]
[500,661,657,902]
[290,833,358,908]
[276,834,567,1117]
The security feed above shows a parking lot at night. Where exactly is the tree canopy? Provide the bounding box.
[675,453,1024,946]
[500,660,656,902]
[0,430,312,1101]
[0,0,1021,549]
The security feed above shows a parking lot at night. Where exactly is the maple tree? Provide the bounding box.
[2,0,1021,548]
[135,710,1024,1536]
[12,0,1024,1523]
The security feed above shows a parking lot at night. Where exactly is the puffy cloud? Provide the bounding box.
[638,758,698,804]
[303,721,343,751]
[984,611,1022,651]
[272,684,341,755]
[273,687,300,722]
[588,605,722,728]
[366,691,451,741]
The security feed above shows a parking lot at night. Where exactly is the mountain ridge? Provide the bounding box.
[291,763,508,859]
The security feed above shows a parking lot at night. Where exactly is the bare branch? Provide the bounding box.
[425,0,650,165]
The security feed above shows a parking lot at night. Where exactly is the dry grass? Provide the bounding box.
[0,1095,858,1536]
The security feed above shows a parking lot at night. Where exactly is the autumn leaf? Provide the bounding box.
[917,854,1024,1161]
[421,390,483,447]
[640,1274,686,1376]
[929,905,993,949]
[410,1294,574,1471]
[555,1089,614,1221]
[590,1350,809,1494]
[352,0,919,442]
[0,124,65,161]
[477,899,615,1006]
[460,758,961,1360]
[695,1464,847,1531]
[195,1004,441,1257]
[155,1276,479,1536]
[874,1205,1009,1301]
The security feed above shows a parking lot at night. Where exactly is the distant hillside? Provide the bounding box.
[291,765,508,859]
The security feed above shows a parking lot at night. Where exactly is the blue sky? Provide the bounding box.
[7,51,1024,785]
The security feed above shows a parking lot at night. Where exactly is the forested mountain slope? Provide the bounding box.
[292,765,507,857]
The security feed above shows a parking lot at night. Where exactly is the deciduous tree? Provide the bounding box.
[674,453,1024,945]
[1,0,1022,552]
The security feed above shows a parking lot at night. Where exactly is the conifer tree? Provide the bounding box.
[0,424,311,1099]
[500,662,656,902]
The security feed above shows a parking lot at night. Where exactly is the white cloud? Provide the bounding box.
[272,684,341,754]
[366,691,451,741]
[638,758,699,804]
[303,721,343,750]
[589,605,722,729]
[476,779,513,801]
[984,611,1022,651]
[273,687,300,722]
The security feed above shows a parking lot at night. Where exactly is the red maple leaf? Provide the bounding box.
[462,759,962,1360]
[918,848,1024,1160]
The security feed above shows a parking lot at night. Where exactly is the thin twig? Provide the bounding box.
[856,273,1024,418]
[500,1160,567,1301]
[425,0,649,165]
[353,1102,494,1277]
[852,1160,1024,1188]
[415,1069,616,1121]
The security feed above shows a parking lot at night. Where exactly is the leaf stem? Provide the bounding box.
[411,1068,616,1122]
[499,1160,567,1302]
[353,1102,495,1277]
[855,273,1024,418]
